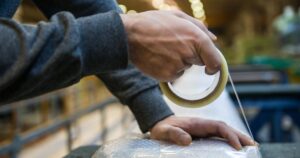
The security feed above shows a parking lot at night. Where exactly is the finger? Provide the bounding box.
[194,30,222,74]
[161,59,187,81]
[232,129,256,146]
[208,31,217,41]
[178,63,192,72]
[172,70,185,81]
[169,58,192,81]
[217,123,242,150]
[163,125,192,146]
[171,10,217,41]
[227,126,256,146]
[184,52,204,66]
[184,119,243,149]
[167,67,186,82]
[238,133,255,146]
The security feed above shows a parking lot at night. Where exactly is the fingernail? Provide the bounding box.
[249,139,256,145]
[236,144,242,151]
[234,146,242,151]
[209,31,217,40]
[179,135,191,146]
[205,68,217,75]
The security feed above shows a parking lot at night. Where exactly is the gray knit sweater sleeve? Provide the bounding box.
[0,11,128,104]
[32,0,174,133]
[0,0,174,132]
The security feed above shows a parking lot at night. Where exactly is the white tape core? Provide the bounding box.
[167,68,220,101]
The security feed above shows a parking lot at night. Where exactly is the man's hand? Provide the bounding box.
[150,116,256,150]
[120,10,221,81]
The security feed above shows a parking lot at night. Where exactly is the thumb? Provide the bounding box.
[165,126,192,146]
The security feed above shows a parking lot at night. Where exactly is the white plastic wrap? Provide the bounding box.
[92,134,259,158]
[92,66,262,158]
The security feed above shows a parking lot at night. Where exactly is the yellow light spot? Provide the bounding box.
[189,0,206,20]
[152,0,165,9]
[191,2,203,9]
[194,10,205,18]
[161,4,172,10]
[119,4,127,13]
[127,10,137,14]
[189,0,199,3]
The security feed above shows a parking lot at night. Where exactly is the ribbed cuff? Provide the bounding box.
[78,11,128,75]
[128,87,174,133]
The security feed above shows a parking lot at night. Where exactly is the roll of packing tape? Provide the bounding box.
[159,53,228,108]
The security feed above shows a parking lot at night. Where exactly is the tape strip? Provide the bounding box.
[229,74,261,157]
[159,53,228,108]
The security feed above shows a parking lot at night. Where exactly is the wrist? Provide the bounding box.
[149,115,175,133]
[120,14,135,35]
[120,13,142,44]
[128,86,174,133]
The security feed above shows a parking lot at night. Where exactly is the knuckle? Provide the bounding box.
[171,9,183,16]
[190,117,198,125]
[169,64,178,73]
[188,118,198,128]
[150,134,157,140]
[208,63,221,72]
[222,131,230,138]
[218,121,227,126]
[190,35,199,47]
[213,62,222,70]
[162,68,176,81]
[197,34,210,45]
[190,32,208,48]
[182,50,196,60]
[166,127,174,138]
[165,128,171,136]
[210,57,222,72]
[162,74,172,82]
[170,59,183,71]
[198,20,204,26]
[216,121,227,130]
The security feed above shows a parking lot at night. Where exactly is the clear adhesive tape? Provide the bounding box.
[159,53,228,108]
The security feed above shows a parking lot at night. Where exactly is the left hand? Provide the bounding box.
[150,116,256,150]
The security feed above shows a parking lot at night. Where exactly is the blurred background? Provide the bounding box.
[1,0,300,157]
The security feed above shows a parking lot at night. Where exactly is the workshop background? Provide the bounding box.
[0,0,300,158]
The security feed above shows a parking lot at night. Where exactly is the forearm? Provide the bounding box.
[129,87,174,132]
[33,0,175,132]
[0,11,128,104]
[97,64,174,133]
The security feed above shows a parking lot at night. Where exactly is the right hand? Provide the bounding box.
[120,10,222,81]
[150,116,256,150]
